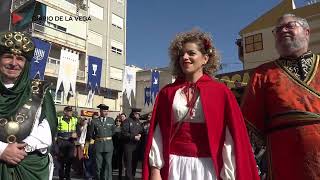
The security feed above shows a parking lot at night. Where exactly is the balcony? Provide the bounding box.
[31,23,86,51]
[45,57,85,81]
[42,0,77,14]
[13,0,88,17]
[12,0,31,11]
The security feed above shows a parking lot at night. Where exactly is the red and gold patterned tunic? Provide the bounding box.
[241,53,320,180]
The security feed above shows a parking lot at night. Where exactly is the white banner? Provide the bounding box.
[56,48,79,100]
[122,66,137,106]
[85,89,94,107]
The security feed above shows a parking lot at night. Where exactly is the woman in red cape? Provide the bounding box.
[142,29,259,180]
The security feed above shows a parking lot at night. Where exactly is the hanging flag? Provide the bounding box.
[29,38,51,80]
[144,87,151,106]
[0,0,12,32]
[87,56,102,93]
[122,66,137,106]
[85,56,102,106]
[12,0,36,31]
[12,13,23,25]
[56,48,79,100]
[150,70,160,101]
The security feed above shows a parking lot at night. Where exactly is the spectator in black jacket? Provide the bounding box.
[121,108,143,180]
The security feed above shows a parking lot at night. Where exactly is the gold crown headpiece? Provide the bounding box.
[0,31,35,60]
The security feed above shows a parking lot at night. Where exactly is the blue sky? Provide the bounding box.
[126,0,307,74]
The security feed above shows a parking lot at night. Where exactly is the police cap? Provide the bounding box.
[64,106,73,111]
[97,104,109,110]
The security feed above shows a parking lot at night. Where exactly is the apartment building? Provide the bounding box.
[237,0,320,70]
[11,0,127,117]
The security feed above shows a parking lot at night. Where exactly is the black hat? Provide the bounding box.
[0,31,35,61]
[97,104,109,110]
[131,108,141,113]
[64,106,73,111]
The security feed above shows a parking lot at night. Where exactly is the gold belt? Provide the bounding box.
[95,137,112,141]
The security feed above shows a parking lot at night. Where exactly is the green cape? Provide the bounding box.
[0,59,57,180]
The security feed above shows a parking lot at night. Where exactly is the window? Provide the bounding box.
[112,13,123,29]
[116,0,123,4]
[110,67,123,80]
[47,57,60,65]
[50,89,64,104]
[111,40,123,55]
[111,46,122,55]
[245,33,263,53]
[89,2,103,20]
[88,30,103,47]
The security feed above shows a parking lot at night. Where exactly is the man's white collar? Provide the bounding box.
[4,83,14,88]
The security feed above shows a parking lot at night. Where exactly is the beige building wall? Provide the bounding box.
[107,0,126,92]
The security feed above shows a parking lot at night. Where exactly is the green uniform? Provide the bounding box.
[87,116,116,180]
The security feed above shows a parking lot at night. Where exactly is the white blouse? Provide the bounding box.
[0,84,52,156]
[149,88,236,180]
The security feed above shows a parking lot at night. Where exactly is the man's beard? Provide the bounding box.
[279,38,303,49]
[276,36,307,57]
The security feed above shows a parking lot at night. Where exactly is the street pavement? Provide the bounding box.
[52,164,142,180]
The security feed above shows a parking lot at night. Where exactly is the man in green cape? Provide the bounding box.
[0,31,57,180]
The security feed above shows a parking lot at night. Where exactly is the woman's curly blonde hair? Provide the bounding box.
[169,29,220,78]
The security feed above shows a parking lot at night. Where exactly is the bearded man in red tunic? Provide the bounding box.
[242,13,320,180]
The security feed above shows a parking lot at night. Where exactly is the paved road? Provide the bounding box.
[52,165,142,180]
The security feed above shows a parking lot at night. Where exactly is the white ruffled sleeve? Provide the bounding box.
[0,141,8,157]
[148,125,164,169]
[220,126,236,180]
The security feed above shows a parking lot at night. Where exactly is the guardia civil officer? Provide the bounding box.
[86,104,116,180]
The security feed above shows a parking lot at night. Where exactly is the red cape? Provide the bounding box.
[142,74,259,180]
